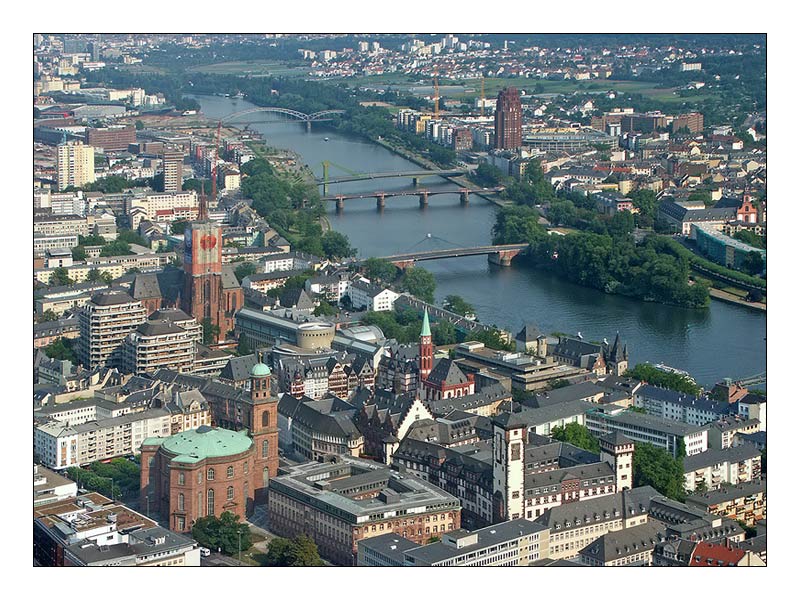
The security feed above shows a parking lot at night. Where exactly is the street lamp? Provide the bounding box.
[238,529,242,563]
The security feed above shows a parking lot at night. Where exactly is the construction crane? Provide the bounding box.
[207,120,222,220]
[480,77,485,117]
[433,75,440,119]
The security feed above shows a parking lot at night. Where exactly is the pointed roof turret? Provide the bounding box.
[609,331,625,361]
[421,307,431,338]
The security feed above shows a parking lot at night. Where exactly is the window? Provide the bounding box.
[262,440,269,459]
[178,493,184,511]
[227,466,234,478]
[197,471,203,484]
[178,471,185,485]
[227,486,234,501]
[207,468,215,481]
[244,462,249,475]
[197,492,203,518]
[262,412,270,428]
[176,516,185,531]
[207,489,215,517]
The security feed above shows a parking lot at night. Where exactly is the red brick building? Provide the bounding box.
[140,426,256,534]
[86,125,136,151]
[181,221,243,342]
[494,87,522,150]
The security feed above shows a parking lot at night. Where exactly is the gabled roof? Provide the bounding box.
[220,354,258,383]
[515,323,543,342]
[689,541,746,566]
[425,358,469,387]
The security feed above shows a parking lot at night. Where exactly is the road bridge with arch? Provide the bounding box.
[220,107,347,131]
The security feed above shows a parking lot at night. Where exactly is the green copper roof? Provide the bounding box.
[421,307,431,337]
[251,362,271,377]
[160,426,252,462]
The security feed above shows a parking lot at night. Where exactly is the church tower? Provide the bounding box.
[419,307,433,381]
[492,413,526,523]
[182,221,224,341]
[249,361,279,503]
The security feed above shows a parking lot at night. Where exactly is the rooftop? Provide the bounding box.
[151,425,253,463]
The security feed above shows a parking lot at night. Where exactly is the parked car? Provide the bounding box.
[199,547,211,557]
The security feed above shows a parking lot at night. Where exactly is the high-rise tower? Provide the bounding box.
[494,87,522,150]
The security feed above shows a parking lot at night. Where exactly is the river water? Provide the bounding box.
[196,95,766,387]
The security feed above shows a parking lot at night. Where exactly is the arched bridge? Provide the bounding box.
[221,107,347,130]
[357,243,529,268]
[325,187,504,210]
[318,168,468,186]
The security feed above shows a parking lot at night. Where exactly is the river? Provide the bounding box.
[195,94,766,387]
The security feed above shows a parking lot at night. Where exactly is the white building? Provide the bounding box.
[347,280,399,312]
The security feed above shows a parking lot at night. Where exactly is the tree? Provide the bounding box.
[550,422,600,453]
[87,268,104,282]
[202,318,221,345]
[72,245,87,261]
[135,120,145,130]
[432,320,457,346]
[687,190,713,207]
[320,231,355,259]
[363,257,398,284]
[443,295,475,317]
[633,442,685,501]
[35,309,59,324]
[742,251,764,276]
[234,261,258,283]
[464,328,513,351]
[191,511,252,556]
[237,335,252,357]
[625,363,702,396]
[49,267,73,286]
[265,535,323,566]
[100,240,132,257]
[116,229,150,247]
[400,267,436,303]
[44,337,77,363]
[607,210,634,238]
[171,219,189,235]
[313,299,337,316]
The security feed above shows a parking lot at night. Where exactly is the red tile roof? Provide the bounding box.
[689,541,745,567]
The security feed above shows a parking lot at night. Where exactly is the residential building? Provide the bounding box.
[685,541,765,567]
[122,319,198,375]
[162,150,184,193]
[347,280,399,312]
[578,521,666,566]
[684,479,766,527]
[736,393,766,431]
[267,456,462,565]
[77,291,148,369]
[634,385,732,426]
[57,141,95,190]
[277,394,364,460]
[683,445,762,492]
[708,415,761,449]
[535,486,659,560]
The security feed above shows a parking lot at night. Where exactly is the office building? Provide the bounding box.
[494,87,522,150]
[268,456,462,565]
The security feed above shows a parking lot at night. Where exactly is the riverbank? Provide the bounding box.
[708,288,766,312]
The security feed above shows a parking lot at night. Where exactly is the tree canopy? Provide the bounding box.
[264,535,323,566]
[632,442,686,501]
[625,363,702,396]
[550,422,600,453]
[191,512,252,556]
[399,267,436,303]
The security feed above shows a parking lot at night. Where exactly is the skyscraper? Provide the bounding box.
[162,149,184,193]
[57,141,95,190]
[494,87,522,150]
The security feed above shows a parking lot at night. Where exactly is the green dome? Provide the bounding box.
[161,426,253,463]
[251,362,271,377]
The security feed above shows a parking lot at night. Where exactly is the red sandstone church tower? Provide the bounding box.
[419,308,433,381]
[181,221,241,342]
[249,362,279,503]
